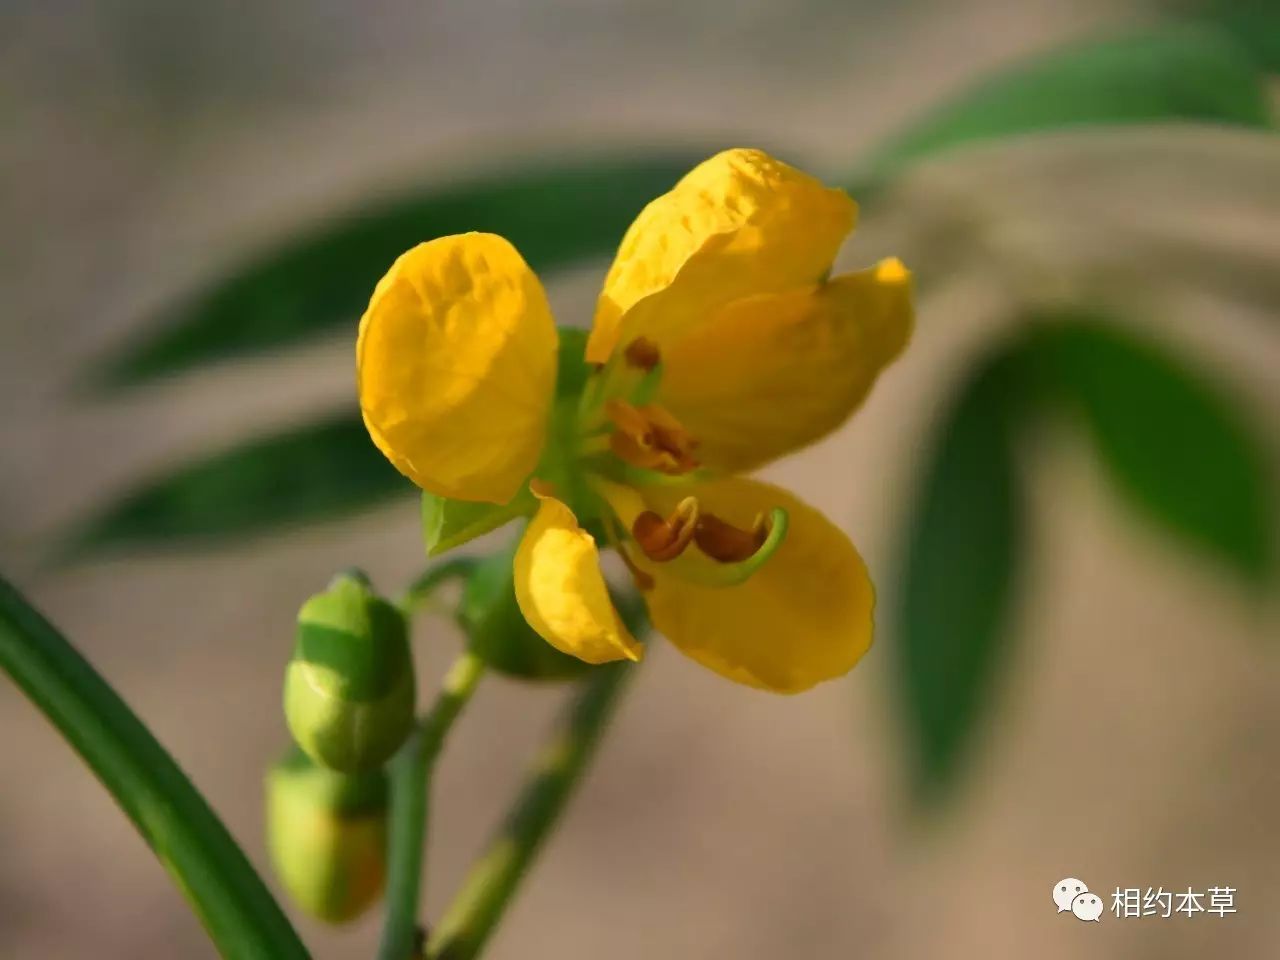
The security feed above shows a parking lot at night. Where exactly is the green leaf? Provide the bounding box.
[897,346,1027,807]
[0,575,309,959]
[89,152,706,389]
[1033,312,1273,583]
[1170,0,1280,72]
[68,413,409,552]
[864,26,1271,183]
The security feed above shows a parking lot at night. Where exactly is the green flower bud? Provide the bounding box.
[284,571,414,772]
[459,545,590,681]
[266,748,388,924]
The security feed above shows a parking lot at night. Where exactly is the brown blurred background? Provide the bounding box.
[2,1,1278,957]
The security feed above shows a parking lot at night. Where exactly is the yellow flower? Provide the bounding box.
[357,148,913,693]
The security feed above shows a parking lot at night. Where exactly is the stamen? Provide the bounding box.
[632,497,699,562]
[605,399,700,475]
[693,512,771,563]
[603,398,650,436]
[650,507,789,588]
[623,337,661,372]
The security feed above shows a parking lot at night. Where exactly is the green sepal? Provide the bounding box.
[421,489,533,557]
[266,747,389,924]
[285,572,415,772]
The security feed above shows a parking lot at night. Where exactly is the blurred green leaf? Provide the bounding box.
[1168,0,1280,72]
[68,413,409,552]
[863,25,1271,185]
[89,152,706,390]
[897,346,1027,807]
[1034,312,1273,583]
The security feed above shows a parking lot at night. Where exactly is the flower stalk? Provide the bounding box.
[425,659,635,960]
[378,650,486,960]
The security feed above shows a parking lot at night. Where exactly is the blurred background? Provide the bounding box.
[2,0,1278,957]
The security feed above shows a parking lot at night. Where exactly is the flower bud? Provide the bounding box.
[265,748,388,924]
[284,570,414,772]
[459,546,589,681]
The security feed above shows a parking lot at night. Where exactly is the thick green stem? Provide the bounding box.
[425,661,636,960]
[0,575,309,960]
[378,651,486,960]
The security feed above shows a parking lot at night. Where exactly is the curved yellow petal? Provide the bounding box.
[657,258,913,473]
[357,233,557,504]
[514,493,642,665]
[635,478,874,694]
[587,148,855,363]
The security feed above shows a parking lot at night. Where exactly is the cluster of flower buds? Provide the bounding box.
[267,554,635,924]
[269,570,413,923]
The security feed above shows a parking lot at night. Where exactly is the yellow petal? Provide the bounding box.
[357,233,557,504]
[658,258,913,473]
[514,493,643,664]
[634,478,874,694]
[587,148,855,363]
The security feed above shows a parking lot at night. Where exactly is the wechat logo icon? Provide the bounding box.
[1054,878,1102,922]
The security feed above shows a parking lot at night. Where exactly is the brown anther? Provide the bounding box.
[605,399,700,475]
[632,498,699,562]
[623,337,661,372]
[693,512,770,563]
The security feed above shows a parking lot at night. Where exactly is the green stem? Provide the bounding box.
[378,651,486,960]
[0,574,309,960]
[397,557,481,617]
[425,660,636,960]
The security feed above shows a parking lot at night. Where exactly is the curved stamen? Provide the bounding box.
[693,511,770,563]
[632,497,699,562]
[645,506,790,588]
[591,477,788,590]
[606,399,699,475]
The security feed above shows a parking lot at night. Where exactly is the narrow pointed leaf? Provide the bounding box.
[67,413,409,552]
[863,25,1270,185]
[0,575,309,959]
[897,346,1028,807]
[91,153,705,389]
[1169,0,1280,72]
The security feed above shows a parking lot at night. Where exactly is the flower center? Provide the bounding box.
[574,337,790,590]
